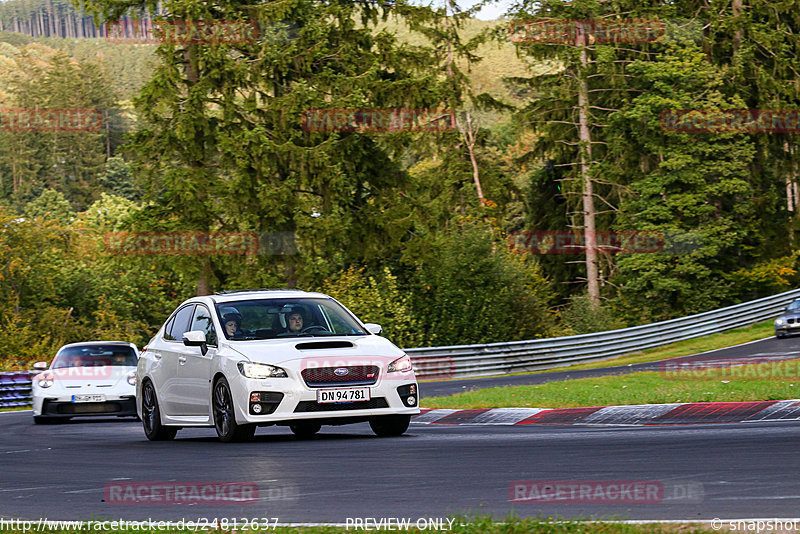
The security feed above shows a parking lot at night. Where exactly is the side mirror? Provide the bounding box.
[32,361,48,371]
[183,330,208,356]
[364,323,383,335]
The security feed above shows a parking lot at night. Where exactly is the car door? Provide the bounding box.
[157,304,195,417]
[173,304,218,418]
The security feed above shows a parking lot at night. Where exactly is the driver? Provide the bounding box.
[285,310,304,334]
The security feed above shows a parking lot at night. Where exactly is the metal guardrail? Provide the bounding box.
[406,288,800,379]
[2,288,798,406]
[0,371,35,408]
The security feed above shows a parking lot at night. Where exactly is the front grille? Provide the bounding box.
[790,318,796,324]
[57,402,121,414]
[43,397,136,416]
[294,398,389,412]
[301,366,379,387]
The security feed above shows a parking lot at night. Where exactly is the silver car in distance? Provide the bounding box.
[136,289,420,442]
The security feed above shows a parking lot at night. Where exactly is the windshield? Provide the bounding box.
[787,300,800,311]
[52,345,137,369]
[215,298,367,340]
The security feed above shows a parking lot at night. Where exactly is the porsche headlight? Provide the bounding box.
[237,361,288,379]
[127,370,137,386]
[387,355,413,373]
[36,372,54,388]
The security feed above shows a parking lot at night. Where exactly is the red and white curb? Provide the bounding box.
[412,399,800,426]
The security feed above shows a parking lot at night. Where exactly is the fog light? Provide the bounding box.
[406,396,416,406]
[250,392,261,402]
[409,384,416,395]
[252,403,263,414]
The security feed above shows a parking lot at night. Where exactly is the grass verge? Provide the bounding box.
[422,358,800,409]
[0,406,29,412]
[419,320,775,383]
[0,517,724,533]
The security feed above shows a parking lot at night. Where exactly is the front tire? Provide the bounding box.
[141,380,177,441]
[213,377,255,443]
[289,421,321,439]
[369,415,411,437]
[776,331,786,339]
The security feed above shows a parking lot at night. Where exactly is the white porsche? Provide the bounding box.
[31,341,139,424]
[136,289,420,442]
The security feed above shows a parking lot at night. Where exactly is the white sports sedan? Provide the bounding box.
[31,342,139,424]
[137,289,420,442]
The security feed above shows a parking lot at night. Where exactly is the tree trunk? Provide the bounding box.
[576,23,600,305]
[457,112,485,205]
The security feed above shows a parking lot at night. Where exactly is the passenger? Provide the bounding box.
[223,310,244,338]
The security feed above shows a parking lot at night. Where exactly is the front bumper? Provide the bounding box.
[36,395,137,418]
[230,376,420,425]
[775,323,800,335]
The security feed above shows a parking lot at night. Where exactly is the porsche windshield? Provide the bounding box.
[52,345,137,368]
[215,298,367,340]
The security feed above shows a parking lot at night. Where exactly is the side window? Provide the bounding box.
[168,305,195,342]
[162,315,176,341]
[190,305,218,347]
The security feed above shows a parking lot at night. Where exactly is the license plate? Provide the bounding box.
[72,394,106,403]
[316,388,370,403]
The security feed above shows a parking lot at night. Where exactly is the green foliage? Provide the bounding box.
[100,157,139,200]
[410,222,558,345]
[559,294,625,335]
[23,189,75,222]
[321,267,426,348]
[609,44,761,321]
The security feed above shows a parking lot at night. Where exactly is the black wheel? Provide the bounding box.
[776,331,786,339]
[369,415,411,437]
[289,421,321,439]
[213,377,255,442]
[141,380,177,441]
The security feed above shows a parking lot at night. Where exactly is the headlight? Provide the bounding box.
[776,318,786,325]
[127,370,137,386]
[387,355,413,373]
[36,372,54,388]
[237,361,288,379]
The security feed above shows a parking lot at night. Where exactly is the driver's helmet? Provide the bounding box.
[220,307,243,328]
[280,306,305,328]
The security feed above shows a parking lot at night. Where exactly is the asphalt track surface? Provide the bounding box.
[2,334,800,523]
[420,333,800,398]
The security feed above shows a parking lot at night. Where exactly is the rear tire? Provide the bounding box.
[213,377,255,442]
[141,380,177,441]
[369,415,411,437]
[289,421,321,439]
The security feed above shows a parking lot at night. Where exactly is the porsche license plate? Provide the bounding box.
[316,388,370,403]
[72,394,106,403]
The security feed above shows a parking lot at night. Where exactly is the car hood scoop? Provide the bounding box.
[295,341,354,350]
